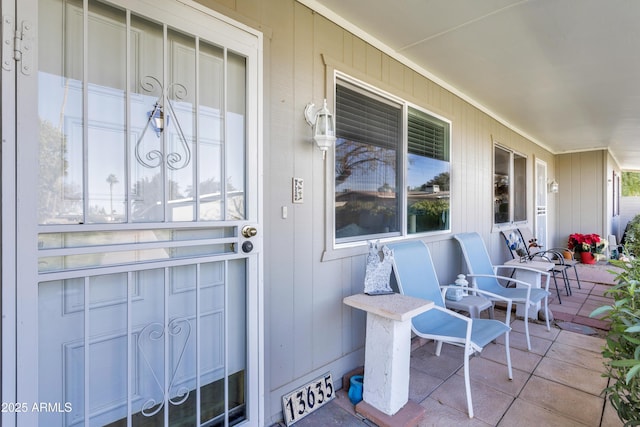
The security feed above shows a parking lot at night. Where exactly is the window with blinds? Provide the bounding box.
[336,84,400,149]
[334,83,401,241]
[408,108,449,161]
[334,77,451,242]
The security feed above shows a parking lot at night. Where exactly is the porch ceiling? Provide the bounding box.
[304,0,640,170]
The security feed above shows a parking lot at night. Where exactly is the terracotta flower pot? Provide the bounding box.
[579,251,596,264]
[563,250,574,260]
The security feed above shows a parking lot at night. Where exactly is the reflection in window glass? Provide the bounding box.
[38,0,85,224]
[199,42,224,220]
[166,29,196,222]
[334,80,452,242]
[226,52,247,221]
[87,2,127,223]
[494,146,510,224]
[514,154,526,222]
[38,1,247,225]
[129,15,164,222]
[407,108,450,234]
[335,84,401,240]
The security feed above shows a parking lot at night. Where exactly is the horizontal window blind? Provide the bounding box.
[408,108,449,161]
[336,84,401,149]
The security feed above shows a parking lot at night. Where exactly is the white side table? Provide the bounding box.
[504,259,553,319]
[445,294,493,318]
[343,293,433,416]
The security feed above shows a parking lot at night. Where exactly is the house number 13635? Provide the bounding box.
[281,373,334,426]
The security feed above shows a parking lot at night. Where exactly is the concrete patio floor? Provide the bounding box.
[271,263,626,427]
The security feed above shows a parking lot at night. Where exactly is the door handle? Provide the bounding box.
[242,225,258,238]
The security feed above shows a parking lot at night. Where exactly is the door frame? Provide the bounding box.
[2,0,20,420]
[534,157,548,248]
[2,0,264,425]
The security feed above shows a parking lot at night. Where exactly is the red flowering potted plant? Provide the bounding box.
[567,233,607,264]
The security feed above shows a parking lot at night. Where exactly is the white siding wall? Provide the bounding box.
[195,0,556,423]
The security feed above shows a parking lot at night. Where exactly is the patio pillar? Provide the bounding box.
[343,293,433,420]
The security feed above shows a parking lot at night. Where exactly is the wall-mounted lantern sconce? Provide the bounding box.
[548,179,559,194]
[304,99,336,158]
[148,103,168,136]
[135,76,190,170]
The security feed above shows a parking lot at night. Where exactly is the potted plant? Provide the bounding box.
[568,233,607,264]
[590,258,640,425]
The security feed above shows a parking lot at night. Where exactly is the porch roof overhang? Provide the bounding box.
[300,0,640,170]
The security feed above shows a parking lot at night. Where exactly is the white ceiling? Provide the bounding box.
[304,0,640,169]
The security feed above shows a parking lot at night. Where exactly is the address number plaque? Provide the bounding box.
[281,372,334,426]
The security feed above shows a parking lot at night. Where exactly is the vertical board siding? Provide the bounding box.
[291,1,315,382]
[265,0,298,394]
[556,151,607,247]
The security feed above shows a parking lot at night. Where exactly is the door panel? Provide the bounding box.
[8,0,262,426]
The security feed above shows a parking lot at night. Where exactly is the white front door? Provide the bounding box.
[3,0,263,425]
[535,158,548,248]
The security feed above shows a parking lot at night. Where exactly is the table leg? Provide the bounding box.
[514,269,541,319]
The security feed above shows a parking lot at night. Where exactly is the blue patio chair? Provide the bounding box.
[453,232,551,351]
[386,240,513,419]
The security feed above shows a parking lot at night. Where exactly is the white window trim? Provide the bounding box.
[322,70,452,261]
[492,143,528,232]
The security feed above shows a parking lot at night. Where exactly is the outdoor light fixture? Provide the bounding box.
[135,76,190,170]
[148,103,167,136]
[548,179,559,194]
[304,99,336,158]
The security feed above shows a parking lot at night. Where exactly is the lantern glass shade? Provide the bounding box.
[148,103,167,135]
[315,104,334,137]
[305,99,336,152]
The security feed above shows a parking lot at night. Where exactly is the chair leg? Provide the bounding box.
[551,273,562,304]
[565,269,573,296]
[544,295,550,331]
[543,275,551,332]
[463,346,473,418]
[572,265,582,289]
[505,332,513,380]
[435,340,443,356]
[524,303,531,351]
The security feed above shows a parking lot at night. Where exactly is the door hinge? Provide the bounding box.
[2,16,33,75]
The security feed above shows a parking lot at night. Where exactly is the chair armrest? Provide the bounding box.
[467,273,532,290]
[495,264,553,277]
[493,261,553,275]
[430,303,473,323]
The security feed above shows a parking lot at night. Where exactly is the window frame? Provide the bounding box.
[493,143,527,228]
[326,72,452,256]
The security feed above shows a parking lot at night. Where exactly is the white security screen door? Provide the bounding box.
[535,158,548,248]
[6,0,262,426]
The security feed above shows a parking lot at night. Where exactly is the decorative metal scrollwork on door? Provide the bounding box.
[137,317,192,417]
[135,76,192,170]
